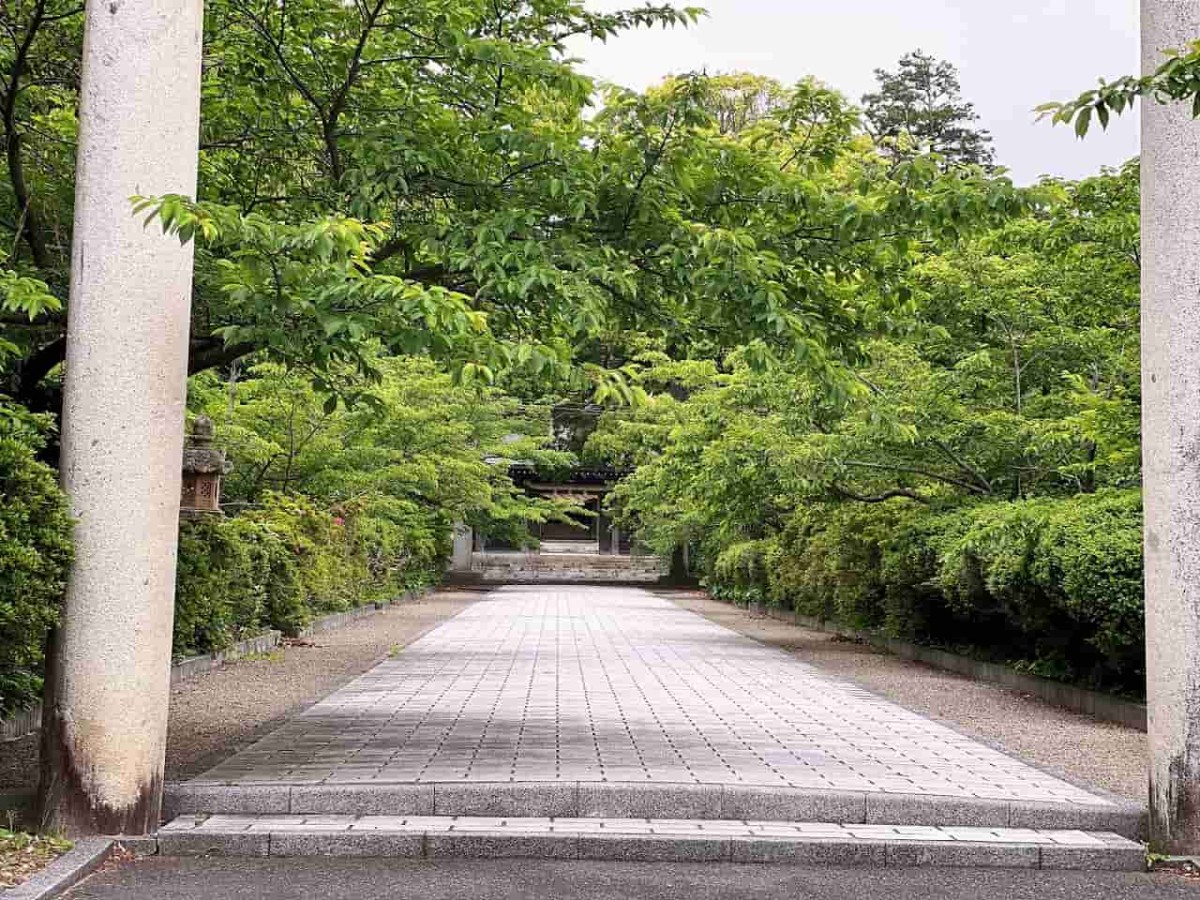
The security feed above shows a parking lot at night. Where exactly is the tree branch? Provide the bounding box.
[2,0,54,270]
[840,459,991,495]
[829,482,928,504]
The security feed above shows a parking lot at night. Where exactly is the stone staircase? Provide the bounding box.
[158,781,1146,871]
[153,586,1147,872]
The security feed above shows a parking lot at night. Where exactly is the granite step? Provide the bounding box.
[163,781,1146,839]
[156,814,1146,871]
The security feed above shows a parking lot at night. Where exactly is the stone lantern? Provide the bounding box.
[180,416,230,518]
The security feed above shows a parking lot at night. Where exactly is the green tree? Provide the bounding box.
[191,354,578,549]
[0,5,1021,414]
[862,50,995,168]
[596,163,1140,554]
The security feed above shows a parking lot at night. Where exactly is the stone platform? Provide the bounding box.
[167,586,1144,866]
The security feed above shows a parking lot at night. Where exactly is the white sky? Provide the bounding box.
[570,0,1140,184]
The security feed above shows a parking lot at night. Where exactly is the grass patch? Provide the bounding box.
[0,828,72,889]
[241,649,285,663]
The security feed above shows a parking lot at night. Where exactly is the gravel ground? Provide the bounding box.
[66,857,1200,900]
[0,589,479,792]
[664,590,1147,802]
[0,829,71,889]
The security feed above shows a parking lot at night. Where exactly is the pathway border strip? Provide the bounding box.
[2,837,114,900]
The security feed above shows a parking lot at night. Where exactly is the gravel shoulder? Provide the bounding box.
[65,857,1200,900]
[0,588,480,792]
[663,590,1147,803]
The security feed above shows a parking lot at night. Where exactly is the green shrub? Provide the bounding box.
[0,432,72,715]
[925,491,1143,687]
[770,502,917,629]
[711,538,775,606]
[174,514,305,656]
[705,489,1145,695]
[173,492,440,658]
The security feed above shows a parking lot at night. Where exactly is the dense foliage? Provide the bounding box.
[594,161,1145,693]
[0,0,1021,413]
[0,404,70,715]
[713,490,1143,692]
[173,354,571,655]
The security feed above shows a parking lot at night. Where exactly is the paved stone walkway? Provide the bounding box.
[190,586,1115,811]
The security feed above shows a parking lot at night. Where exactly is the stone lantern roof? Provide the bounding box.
[182,416,231,475]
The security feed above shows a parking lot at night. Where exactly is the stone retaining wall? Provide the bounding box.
[472,551,668,584]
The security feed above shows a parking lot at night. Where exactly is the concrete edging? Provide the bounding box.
[297,587,432,638]
[169,631,283,685]
[2,837,114,900]
[742,601,1147,733]
[0,586,437,744]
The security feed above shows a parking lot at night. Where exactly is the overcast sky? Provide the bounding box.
[570,0,1140,184]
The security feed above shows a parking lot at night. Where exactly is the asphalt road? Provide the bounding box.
[67,858,1200,900]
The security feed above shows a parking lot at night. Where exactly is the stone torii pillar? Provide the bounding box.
[1142,0,1200,855]
[38,0,204,835]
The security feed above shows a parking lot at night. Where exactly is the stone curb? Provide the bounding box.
[170,631,283,685]
[297,587,433,638]
[745,601,1147,732]
[162,781,1145,839]
[152,822,1146,872]
[2,837,114,900]
[0,587,437,744]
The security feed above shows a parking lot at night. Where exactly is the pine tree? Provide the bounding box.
[862,50,995,168]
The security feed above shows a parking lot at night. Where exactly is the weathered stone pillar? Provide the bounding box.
[38,0,204,836]
[1142,0,1200,854]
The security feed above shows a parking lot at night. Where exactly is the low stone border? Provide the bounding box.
[742,601,1148,732]
[0,586,436,744]
[163,780,1145,839]
[297,587,431,638]
[3,837,114,900]
[169,630,283,685]
[2,632,283,743]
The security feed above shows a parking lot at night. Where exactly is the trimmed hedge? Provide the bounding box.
[706,489,1144,695]
[0,486,443,713]
[174,492,442,657]
[0,434,73,717]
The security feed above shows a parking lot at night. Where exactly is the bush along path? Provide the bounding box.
[159,585,1145,872]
